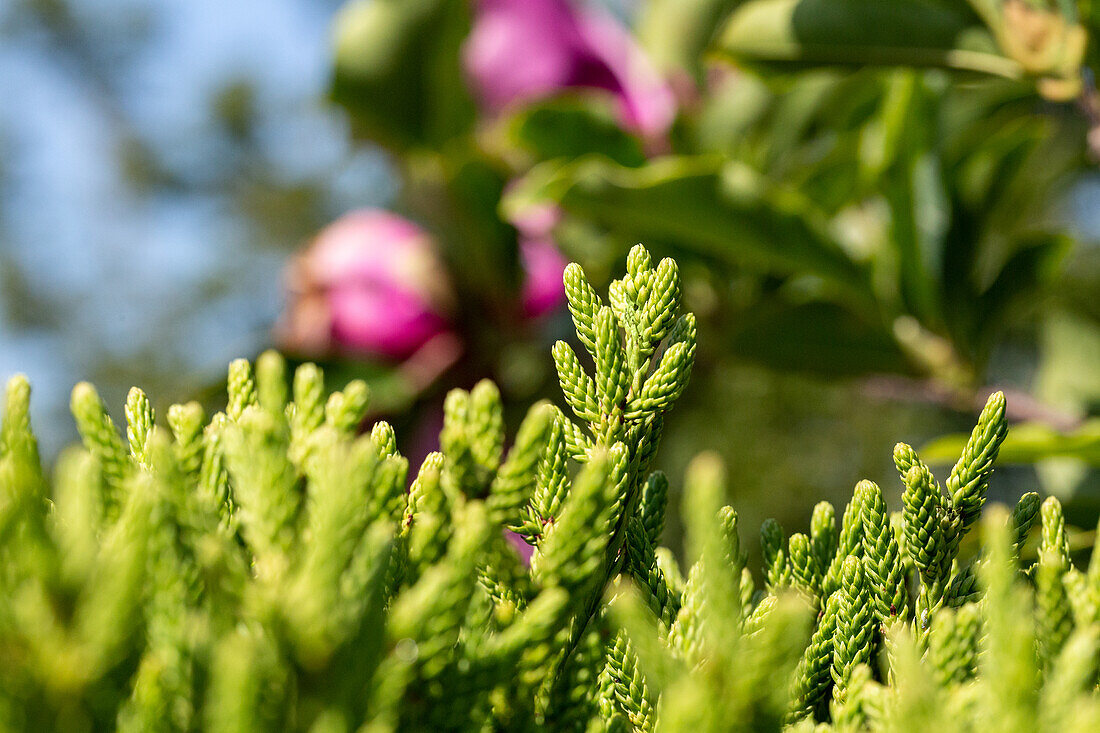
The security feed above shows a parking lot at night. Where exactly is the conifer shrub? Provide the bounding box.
[1,246,1098,731]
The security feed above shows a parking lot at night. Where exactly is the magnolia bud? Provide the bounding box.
[278,210,454,360]
[462,0,676,139]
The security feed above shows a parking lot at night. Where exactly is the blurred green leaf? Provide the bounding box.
[875,73,946,327]
[504,155,877,310]
[971,234,1072,337]
[938,99,1080,362]
[712,0,1017,77]
[729,301,914,376]
[922,419,1100,465]
[638,0,740,78]
[332,0,475,151]
[690,70,774,156]
[404,151,521,315]
[1037,311,1100,416]
[507,97,647,167]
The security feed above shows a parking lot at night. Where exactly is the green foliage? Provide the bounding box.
[320,0,1100,528]
[331,0,474,150]
[5,250,1100,730]
[712,0,1086,94]
[493,0,1093,403]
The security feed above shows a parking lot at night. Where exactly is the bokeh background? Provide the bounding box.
[0,0,391,452]
[4,0,1100,554]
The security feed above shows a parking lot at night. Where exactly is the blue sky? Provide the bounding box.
[0,0,395,453]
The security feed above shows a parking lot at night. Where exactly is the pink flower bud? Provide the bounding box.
[278,210,454,360]
[463,0,676,140]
